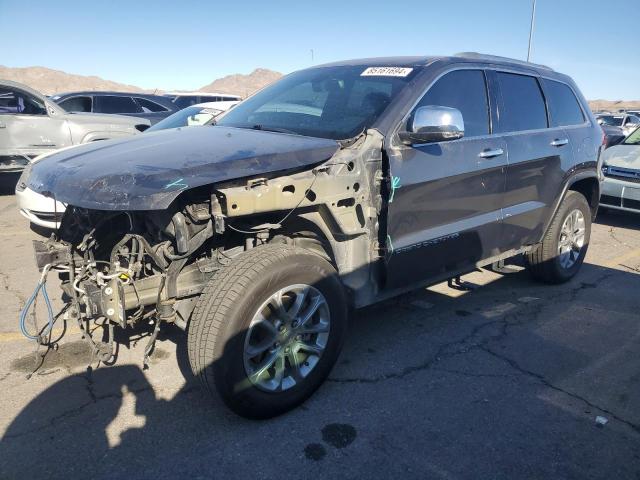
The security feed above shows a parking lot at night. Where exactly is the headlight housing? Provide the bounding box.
[15,162,32,192]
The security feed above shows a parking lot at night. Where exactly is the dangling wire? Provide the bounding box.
[19,264,54,342]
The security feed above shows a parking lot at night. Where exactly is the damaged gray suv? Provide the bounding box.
[21,53,602,418]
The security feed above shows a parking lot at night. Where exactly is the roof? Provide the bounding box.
[51,91,168,98]
[314,53,554,73]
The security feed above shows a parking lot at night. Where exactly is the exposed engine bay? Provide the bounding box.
[22,131,385,367]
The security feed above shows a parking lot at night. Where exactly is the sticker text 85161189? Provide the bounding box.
[361,67,413,77]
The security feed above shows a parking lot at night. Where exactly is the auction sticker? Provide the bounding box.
[361,67,413,77]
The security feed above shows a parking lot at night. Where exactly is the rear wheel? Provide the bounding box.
[188,244,348,419]
[525,191,591,283]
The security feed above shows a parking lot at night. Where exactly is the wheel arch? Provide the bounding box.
[567,175,600,220]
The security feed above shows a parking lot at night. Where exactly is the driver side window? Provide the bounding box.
[413,70,490,138]
[0,88,47,115]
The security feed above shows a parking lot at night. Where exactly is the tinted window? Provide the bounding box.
[174,96,198,109]
[94,95,140,114]
[414,69,489,137]
[625,115,640,125]
[543,79,584,127]
[598,115,623,127]
[0,89,47,115]
[59,96,92,113]
[496,72,547,132]
[135,97,168,112]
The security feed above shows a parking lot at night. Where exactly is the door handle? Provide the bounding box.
[478,148,504,159]
[550,138,569,147]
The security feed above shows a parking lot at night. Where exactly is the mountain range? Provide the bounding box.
[0,65,283,98]
[0,65,637,111]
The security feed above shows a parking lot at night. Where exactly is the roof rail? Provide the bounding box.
[453,52,553,71]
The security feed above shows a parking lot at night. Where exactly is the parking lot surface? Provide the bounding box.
[0,173,639,480]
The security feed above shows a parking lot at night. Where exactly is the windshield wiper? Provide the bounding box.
[250,124,300,135]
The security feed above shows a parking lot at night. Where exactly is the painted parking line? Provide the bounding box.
[0,324,81,343]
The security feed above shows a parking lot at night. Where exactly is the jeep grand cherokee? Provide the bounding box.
[19,53,602,418]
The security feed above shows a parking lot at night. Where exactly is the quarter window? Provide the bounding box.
[496,72,547,132]
[543,79,584,127]
[413,70,490,137]
[94,95,141,114]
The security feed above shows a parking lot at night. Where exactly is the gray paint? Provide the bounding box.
[0,80,149,169]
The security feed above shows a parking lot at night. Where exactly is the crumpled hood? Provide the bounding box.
[602,144,640,169]
[26,126,339,210]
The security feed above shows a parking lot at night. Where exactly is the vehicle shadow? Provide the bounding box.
[2,260,640,479]
[596,208,640,229]
[0,173,20,196]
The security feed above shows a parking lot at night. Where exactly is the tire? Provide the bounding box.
[525,191,591,284]
[188,244,348,419]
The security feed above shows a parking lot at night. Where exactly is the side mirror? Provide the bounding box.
[399,106,464,145]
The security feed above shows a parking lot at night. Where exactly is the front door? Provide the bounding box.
[385,69,507,289]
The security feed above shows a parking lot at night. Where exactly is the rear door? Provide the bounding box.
[492,70,573,248]
[385,68,507,289]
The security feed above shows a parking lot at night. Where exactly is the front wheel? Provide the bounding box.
[525,191,591,283]
[187,244,348,419]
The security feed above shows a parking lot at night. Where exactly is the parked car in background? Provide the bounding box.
[50,91,177,125]
[600,126,640,213]
[17,101,239,228]
[163,91,241,109]
[146,101,239,132]
[21,53,601,419]
[601,123,626,148]
[0,80,149,173]
[597,113,640,136]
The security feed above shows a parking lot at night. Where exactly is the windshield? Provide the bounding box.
[598,115,624,127]
[147,106,220,132]
[623,126,640,145]
[216,65,418,140]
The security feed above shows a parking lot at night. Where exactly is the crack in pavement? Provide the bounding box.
[3,372,201,440]
[478,345,640,435]
[329,270,640,436]
[329,270,613,385]
[0,267,27,309]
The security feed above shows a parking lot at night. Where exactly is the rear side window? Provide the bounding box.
[414,70,490,137]
[496,72,547,132]
[135,97,169,112]
[543,79,584,127]
[94,95,141,114]
[59,96,92,113]
[174,96,198,109]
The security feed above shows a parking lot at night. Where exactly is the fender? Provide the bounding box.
[537,168,600,244]
[80,130,136,144]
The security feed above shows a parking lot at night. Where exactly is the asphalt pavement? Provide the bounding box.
[0,173,639,480]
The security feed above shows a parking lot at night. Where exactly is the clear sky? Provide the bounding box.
[0,0,637,99]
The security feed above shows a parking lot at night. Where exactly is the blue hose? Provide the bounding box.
[19,277,55,341]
